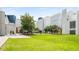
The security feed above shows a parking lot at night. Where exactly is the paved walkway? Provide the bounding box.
[0,34,30,47]
[8,34,31,38]
[0,36,8,47]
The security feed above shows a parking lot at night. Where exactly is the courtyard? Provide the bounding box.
[0,34,79,51]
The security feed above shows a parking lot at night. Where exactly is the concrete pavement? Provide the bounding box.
[0,36,8,47]
[0,34,30,47]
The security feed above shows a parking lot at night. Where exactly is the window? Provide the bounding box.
[7,15,16,23]
[70,21,76,28]
[70,30,75,34]
[38,17,43,20]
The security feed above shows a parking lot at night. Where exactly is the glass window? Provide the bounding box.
[70,21,76,28]
[70,30,75,34]
[7,15,16,23]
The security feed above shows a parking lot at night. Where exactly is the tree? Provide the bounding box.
[44,25,52,33]
[44,25,62,34]
[34,27,39,33]
[51,25,58,34]
[20,13,35,34]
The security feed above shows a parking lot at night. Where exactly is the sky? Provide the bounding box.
[1,7,79,21]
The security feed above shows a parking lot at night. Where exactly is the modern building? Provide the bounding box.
[37,9,79,35]
[37,17,44,32]
[51,13,62,27]
[15,19,21,33]
[62,9,79,35]
[0,11,17,35]
[37,16,53,32]
[37,13,62,32]
[44,16,51,28]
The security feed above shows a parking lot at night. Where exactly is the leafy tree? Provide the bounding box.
[34,27,39,33]
[44,25,62,34]
[20,13,35,33]
[44,25,52,33]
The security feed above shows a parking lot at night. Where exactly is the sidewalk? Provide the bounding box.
[8,34,31,38]
[0,34,30,47]
[0,36,8,47]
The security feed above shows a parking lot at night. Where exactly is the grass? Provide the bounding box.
[1,34,79,51]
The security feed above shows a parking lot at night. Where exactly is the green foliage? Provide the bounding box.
[20,13,35,32]
[44,25,62,34]
[34,27,39,32]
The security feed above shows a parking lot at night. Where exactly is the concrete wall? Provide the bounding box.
[51,13,62,28]
[62,9,69,34]
[0,11,17,35]
[43,16,51,28]
[76,11,79,34]
[68,11,77,34]
[0,11,5,35]
[5,15,16,35]
[15,19,21,33]
[61,10,79,35]
[8,23,16,34]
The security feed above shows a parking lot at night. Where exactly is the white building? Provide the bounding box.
[0,11,16,35]
[62,9,79,34]
[37,13,62,32]
[44,16,51,28]
[15,19,21,33]
[51,13,62,27]
[37,9,79,35]
[0,11,6,35]
[37,17,44,32]
[37,16,51,32]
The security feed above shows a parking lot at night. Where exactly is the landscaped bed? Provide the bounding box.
[1,34,79,51]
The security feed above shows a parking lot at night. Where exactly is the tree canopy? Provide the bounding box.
[20,13,35,32]
[44,25,62,34]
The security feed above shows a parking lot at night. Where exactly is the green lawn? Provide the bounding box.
[1,34,79,51]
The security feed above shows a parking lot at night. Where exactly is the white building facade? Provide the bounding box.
[37,13,62,33]
[51,13,62,27]
[62,9,79,34]
[15,19,21,33]
[37,17,44,32]
[0,11,16,35]
[37,9,79,35]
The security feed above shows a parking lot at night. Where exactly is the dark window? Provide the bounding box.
[38,17,43,20]
[70,21,76,28]
[7,15,16,23]
[70,30,75,34]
